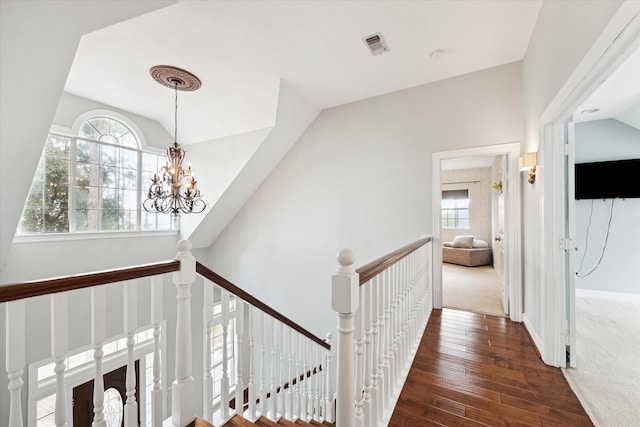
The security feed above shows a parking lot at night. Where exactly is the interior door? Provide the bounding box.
[565,122,577,367]
[73,361,140,426]
[495,155,508,314]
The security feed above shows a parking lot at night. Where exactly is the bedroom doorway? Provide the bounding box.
[432,143,522,322]
[440,155,506,317]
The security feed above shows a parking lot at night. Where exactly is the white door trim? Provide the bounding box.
[538,1,640,367]
[432,142,522,322]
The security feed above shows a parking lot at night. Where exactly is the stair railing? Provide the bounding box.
[195,263,334,426]
[1,240,333,427]
[332,236,433,427]
[1,251,181,427]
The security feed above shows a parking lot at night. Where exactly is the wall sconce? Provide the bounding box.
[520,152,537,184]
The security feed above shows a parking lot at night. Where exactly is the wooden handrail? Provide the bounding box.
[356,236,431,285]
[0,260,180,304]
[196,262,330,350]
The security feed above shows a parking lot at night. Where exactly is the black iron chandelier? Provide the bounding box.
[143,66,206,217]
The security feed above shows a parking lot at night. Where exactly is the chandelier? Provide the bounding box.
[143,66,206,216]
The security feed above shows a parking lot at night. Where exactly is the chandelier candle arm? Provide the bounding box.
[143,66,206,217]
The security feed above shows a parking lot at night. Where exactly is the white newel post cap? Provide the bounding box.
[332,248,359,314]
[174,240,196,285]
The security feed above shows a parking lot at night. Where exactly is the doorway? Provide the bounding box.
[432,143,522,322]
[440,155,506,317]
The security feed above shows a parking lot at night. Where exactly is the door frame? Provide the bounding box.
[538,1,640,367]
[432,142,522,322]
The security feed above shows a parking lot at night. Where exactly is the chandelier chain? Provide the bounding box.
[174,81,178,144]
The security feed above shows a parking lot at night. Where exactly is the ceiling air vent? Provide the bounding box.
[363,32,389,56]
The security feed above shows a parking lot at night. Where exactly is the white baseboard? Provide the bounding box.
[522,314,543,358]
[576,288,640,303]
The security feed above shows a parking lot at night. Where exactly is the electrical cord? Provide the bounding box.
[576,198,615,278]
[575,199,594,273]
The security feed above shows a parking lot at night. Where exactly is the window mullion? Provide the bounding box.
[69,137,77,232]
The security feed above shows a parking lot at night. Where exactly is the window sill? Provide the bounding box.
[13,230,178,244]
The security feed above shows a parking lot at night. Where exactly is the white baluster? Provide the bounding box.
[377,272,388,420]
[391,265,399,391]
[286,328,294,419]
[314,344,321,421]
[220,290,230,420]
[294,332,302,420]
[299,332,307,420]
[332,248,359,427]
[270,316,278,419]
[354,285,364,427]
[151,276,163,427]
[399,259,408,375]
[324,333,334,423]
[124,280,138,427]
[51,292,68,427]
[279,322,285,417]
[6,300,25,427]
[247,306,257,421]
[203,280,213,420]
[92,287,106,427]
[383,268,393,404]
[362,281,372,427]
[235,300,245,416]
[259,311,267,416]
[172,240,196,426]
[370,276,380,424]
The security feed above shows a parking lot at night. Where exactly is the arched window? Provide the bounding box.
[18,117,171,233]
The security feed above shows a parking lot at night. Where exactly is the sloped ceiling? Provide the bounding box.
[64,0,543,145]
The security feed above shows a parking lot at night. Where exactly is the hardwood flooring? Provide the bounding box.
[389,309,593,426]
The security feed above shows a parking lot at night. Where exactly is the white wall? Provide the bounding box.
[575,118,640,163]
[521,0,624,364]
[574,119,640,294]
[208,62,522,338]
[575,199,640,294]
[0,0,175,273]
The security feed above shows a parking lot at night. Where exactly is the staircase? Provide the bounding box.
[224,414,334,426]
[190,415,333,426]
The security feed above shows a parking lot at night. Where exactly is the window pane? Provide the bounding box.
[122,149,138,169]
[101,209,120,231]
[101,145,118,166]
[142,152,161,172]
[77,139,100,164]
[121,168,138,191]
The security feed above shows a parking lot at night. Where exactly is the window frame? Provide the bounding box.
[16,116,177,238]
[441,189,470,229]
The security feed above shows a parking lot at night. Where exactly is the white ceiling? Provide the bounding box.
[574,45,640,129]
[64,0,543,145]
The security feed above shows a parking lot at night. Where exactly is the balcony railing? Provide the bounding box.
[1,236,431,427]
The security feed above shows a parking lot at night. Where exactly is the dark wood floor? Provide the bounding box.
[389,309,593,427]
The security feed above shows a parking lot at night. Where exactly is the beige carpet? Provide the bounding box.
[442,263,506,317]
[562,290,640,427]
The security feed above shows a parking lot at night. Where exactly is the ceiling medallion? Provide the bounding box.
[150,65,202,91]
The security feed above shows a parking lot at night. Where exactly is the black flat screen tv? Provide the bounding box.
[575,159,640,200]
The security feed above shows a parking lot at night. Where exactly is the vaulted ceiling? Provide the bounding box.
[64,1,543,145]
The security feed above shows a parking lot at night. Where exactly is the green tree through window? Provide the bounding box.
[18,117,170,234]
[20,134,71,232]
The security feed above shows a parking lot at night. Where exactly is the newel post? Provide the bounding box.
[332,249,359,427]
[172,240,196,426]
